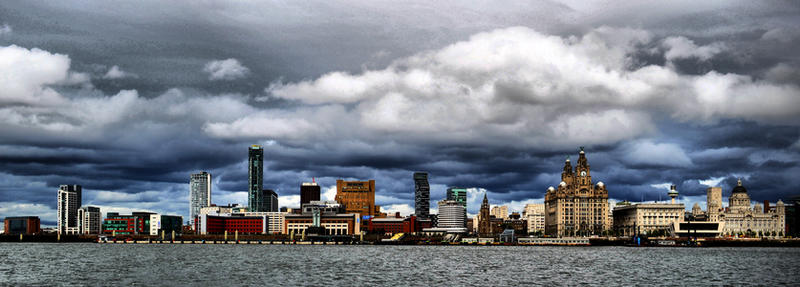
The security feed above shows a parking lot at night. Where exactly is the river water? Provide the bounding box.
[1,243,798,286]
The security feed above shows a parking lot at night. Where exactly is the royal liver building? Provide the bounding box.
[545,148,609,237]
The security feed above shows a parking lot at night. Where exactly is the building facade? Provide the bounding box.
[335,179,379,217]
[491,205,509,220]
[263,189,279,212]
[189,171,212,226]
[446,187,467,208]
[248,145,265,212]
[437,200,466,228]
[77,206,101,235]
[718,179,785,237]
[545,148,609,237]
[612,202,685,236]
[284,213,361,235]
[524,203,545,235]
[57,184,82,235]
[300,181,321,206]
[477,193,492,235]
[3,217,41,235]
[414,172,430,219]
[236,211,286,234]
[198,214,268,235]
[149,214,184,236]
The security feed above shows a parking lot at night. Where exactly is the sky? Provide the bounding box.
[1,1,799,227]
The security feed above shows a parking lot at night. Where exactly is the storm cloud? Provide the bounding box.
[1,0,799,226]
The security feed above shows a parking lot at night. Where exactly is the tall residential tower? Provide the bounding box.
[57,184,82,235]
[248,145,265,212]
[190,171,212,225]
[413,172,430,219]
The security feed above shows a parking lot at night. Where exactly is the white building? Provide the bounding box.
[491,205,509,220]
[523,203,545,234]
[613,202,685,236]
[189,172,212,226]
[77,206,101,235]
[718,179,785,237]
[57,185,82,235]
[437,200,466,228]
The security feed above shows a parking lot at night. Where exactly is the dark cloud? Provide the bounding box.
[1,1,799,224]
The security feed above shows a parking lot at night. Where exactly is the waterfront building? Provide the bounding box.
[491,205,508,220]
[57,184,82,235]
[335,179,379,217]
[523,203,546,235]
[545,148,609,237]
[717,179,785,237]
[437,200,466,228]
[366,215,430,234]
[148,214,183,236]
[612,202,684,237]
[199,204,239,216]
[197,214,268,235]
[414,172,430,219]
[248,145,266,212]
[263,189,279,212]
[478,193,492,235]
[102,212,146,235]
[300,181,321,206]
[3,216,40,235]
[77,206,101,235]
[523,203,544,217]
[235,211,286,234]
[284,213,361,235]
[189,171,212,226]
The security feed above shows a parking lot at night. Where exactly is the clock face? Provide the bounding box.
[581,171,586,177]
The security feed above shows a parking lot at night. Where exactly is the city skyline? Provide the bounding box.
[2,1,800,228]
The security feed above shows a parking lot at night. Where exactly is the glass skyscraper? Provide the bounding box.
[189,171,211,225]
[248,145,265,212]
[414,172,430,218]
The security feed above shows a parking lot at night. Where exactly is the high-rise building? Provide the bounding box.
[57,184,82,235]
[413,172,430,219]
[189,171,212,226]
[248,145,265,212]
[263,189,279,212]
[491,205,509,219]
[446,187,467,208]
[300,181,321,206]
[437,200,466,228]
[544,148,609,237]
[77,206,101,235]
[478,193,492,235]
[335,179,378,217]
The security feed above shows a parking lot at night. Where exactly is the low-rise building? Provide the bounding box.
[613,202,685,237]
[197,214,267,235]
[3,216,41,235]
[235,211,286,234]
[284,213,360,235]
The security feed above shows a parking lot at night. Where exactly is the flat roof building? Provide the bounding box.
[335,179,379,217]
[4,216,41,235]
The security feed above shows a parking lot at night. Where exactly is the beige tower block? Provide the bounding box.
[706,187,722,221]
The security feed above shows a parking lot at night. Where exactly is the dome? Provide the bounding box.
[559,181,567,187]
[732,178,748,194]
[547,186,555,192]
[596,181,604,188]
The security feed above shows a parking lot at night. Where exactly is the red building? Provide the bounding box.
[197,215,266,234]
[4,216,41,235]
[366,215,431,234]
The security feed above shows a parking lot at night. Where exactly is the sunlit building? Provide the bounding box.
[57,184,82,235]
[335,179,380,217]
[545,148,609,237]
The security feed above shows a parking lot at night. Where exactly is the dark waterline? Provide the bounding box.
[1,243,798,286]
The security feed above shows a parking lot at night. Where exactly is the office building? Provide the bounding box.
[300,181,321,206]
[263,189,279,212]
[77,206,101,235]
[491,205,509,220]
[103,212,146,235]
[248,145,265,212]
[414,172,430,219]
[197,214,268,235]
[335,179,379,217]
[284,213,361,235]
[3,216,40,235]
[149,214,184,236]
[235,211,286,234]
[545,148,609,237]
[200,204,239,216]
[189,171,212,226]
[524,204,545,235]
[57,184,82,235]
[437,200,466,228]
[612,202,685,237]
[366,215,432,234]
[446,187,467,208]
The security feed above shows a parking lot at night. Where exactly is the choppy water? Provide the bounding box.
[1,243,798,286]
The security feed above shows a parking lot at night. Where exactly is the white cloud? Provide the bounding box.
[278,194,300,209]
[0,202,57,224]
[623,140,693,167]
[0,45,75,106]
[0,24,11,35]
[699,176,725,187]
[203,58,249,80]
[662,36,726,61]
[761,28,799,43]
[102,65,137,79]
[382,204,414,217]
